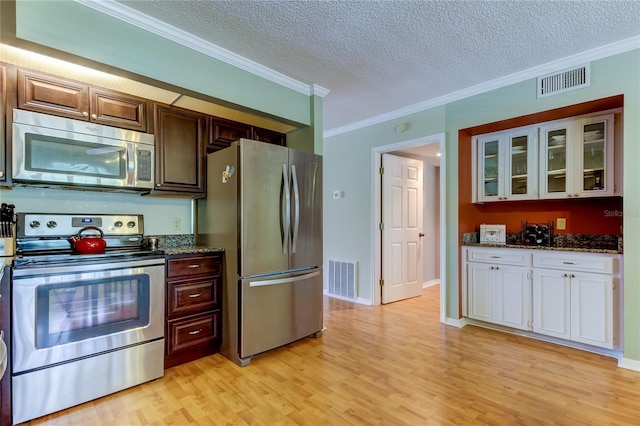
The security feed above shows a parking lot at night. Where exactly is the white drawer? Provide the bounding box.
[466,247,531,266]
[532,252,617,274]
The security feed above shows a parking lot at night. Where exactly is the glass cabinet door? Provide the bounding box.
[480,137,500,199]
[542,125,570,197]
[580,119,607,194]
[506,128,537,200]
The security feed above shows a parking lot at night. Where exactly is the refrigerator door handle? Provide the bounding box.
[291,164,300,253]
[281,163,291,254]
[249,270,320,287]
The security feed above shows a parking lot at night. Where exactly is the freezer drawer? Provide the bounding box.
[240,269,323,358]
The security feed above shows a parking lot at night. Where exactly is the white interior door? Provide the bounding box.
[381,153,424,304]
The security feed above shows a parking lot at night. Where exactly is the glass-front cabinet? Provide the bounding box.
[539,114,614,199]
[476,126,538,202]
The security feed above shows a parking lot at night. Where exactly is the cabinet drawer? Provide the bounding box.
[167,277,220,317]
[167,311,219,355]
[466,247,530,266]
[167,255,221,277]
[533,252,616,274]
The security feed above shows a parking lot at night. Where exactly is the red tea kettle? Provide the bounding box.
[69,226,107,254]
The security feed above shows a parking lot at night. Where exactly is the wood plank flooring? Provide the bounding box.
[25,285,640,425]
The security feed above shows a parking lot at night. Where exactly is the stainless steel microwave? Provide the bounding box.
[12,109,154,192]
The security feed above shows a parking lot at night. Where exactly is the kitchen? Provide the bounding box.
[1,0,639,424]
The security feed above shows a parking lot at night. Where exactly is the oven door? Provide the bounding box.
[12,259,164,374]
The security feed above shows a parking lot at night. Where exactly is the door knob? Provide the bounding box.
[419,232,425,237]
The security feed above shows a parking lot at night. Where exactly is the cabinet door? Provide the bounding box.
[90,88,147,132]
[575,114,614,197]
[476,134,501,202]
[17,69,90,120]
[467,262,494,322]
[154,104,207,195]
[505,128,537,200]
[532,269,571,339]
[494,266,531,330]
[570,272,613,348]
[209,118,251,152]
[251,127,286,146]
[539,120,573,198]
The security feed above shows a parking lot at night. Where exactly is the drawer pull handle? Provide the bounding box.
[189,329,202,335]
[562,261,576,265]
[188,292,202,298]
[188,264,201,268]
[490,256,501,259]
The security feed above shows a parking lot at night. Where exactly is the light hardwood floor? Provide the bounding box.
[26,285,639,425]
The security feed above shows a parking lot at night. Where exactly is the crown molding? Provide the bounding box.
[324,36,640,138]
[73,0,328,97]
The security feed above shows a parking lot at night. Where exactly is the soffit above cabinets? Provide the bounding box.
[1,44,298,134]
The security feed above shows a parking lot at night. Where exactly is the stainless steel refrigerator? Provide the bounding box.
[197,139,323,366]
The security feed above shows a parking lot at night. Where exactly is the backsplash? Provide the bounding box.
[461,232,621,252]
[146,234,194,249]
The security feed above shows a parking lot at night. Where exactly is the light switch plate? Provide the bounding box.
[557,218,566,230]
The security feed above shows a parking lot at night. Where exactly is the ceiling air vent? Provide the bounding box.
[537,64,590,98]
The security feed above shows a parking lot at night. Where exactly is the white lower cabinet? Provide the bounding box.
[466,248,532,331]
[465,246,622,351]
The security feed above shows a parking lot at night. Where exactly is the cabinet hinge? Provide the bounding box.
[379,167,384,175]
[379,279,384,287]
[379,223,384,231]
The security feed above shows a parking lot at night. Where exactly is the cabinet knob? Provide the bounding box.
[0,171,4,178]
[574,193,579,197]
[82,111,89,117]
[91,113,97,120]
[419,232,425,237]
[571,274,576,278]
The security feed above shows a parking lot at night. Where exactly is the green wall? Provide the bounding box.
[324,50,640,364]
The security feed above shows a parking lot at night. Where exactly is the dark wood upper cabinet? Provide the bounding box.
[209,117,251,152]
[153,103,207,197]
[251,126,286,146]
[17,69,147,132]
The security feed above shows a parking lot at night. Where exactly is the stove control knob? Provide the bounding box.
[47,221,57,229]
[114,221,123,228]
[127,221,136,228]
[29,220,41,228]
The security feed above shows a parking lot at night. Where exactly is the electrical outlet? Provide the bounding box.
[171,217,181,231]
[557,217,566,230]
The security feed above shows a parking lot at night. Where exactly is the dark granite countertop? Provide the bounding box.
[163,245,225,256]
[461,243,621,255]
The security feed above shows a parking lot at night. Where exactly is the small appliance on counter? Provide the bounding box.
[479,224,506,245]
[521,221,554,246]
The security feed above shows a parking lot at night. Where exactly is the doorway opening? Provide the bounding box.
[371,133,447,323]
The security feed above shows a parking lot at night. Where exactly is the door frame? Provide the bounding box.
[371,133,447,322]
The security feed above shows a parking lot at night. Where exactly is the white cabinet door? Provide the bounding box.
[467,262,494,322]
[467,261,531,330]
[570,272,614,349]
[475,126,537,202]
[494,266,531,330]
[533,269,571,340]
[539,114,614,199]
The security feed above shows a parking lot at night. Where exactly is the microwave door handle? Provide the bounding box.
[281,163,290,254]
[127,144,135,186]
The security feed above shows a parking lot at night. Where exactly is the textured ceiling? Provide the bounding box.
[112,0,640,133]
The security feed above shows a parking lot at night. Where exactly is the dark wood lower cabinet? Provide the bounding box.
[165,253,222,368]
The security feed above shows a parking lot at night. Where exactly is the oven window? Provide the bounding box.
[25,133,126,178]
[35,274,150,348]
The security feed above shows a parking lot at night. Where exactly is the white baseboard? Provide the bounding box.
[423,279,440,288]
[618,357,640,372]
[443,316,466,328]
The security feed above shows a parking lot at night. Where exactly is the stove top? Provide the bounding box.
[13,213,162,269]
[13,248,165,269]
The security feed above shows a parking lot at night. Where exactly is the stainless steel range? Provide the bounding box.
[11,213,165,424]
